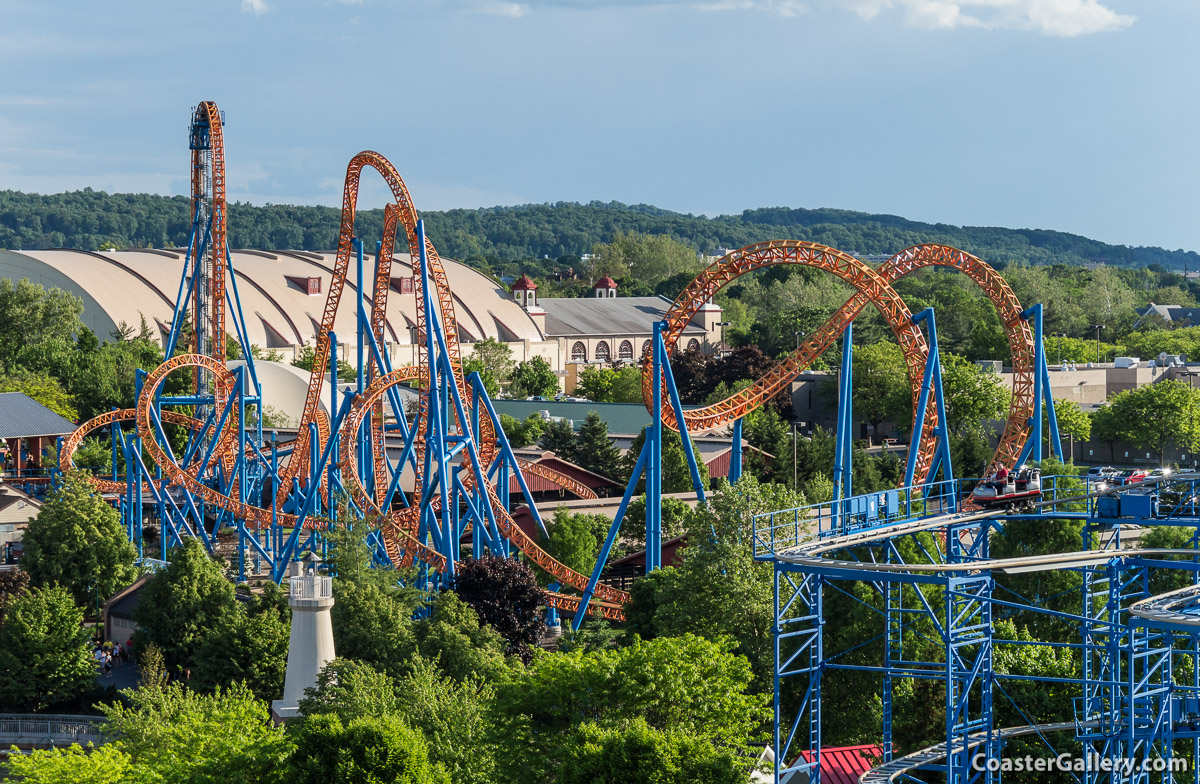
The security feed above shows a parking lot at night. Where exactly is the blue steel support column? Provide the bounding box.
[1018,303,1046,466]
[774,565,823,784]
[329,331,339,524]
[1019,302,1064,463]
[357,240,368,498]
[903,309,954,492]
[656,327,707,504]
[133,373,146,552]
[572,445,650,631]
[1040,349,1064,461]
[882,546,902,763]
[646,322,665,573]
[730,417,743,485]
[832,323,853,525]
[236,366,248,581]
[943,519,994,784]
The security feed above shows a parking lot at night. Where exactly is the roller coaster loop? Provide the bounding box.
[57,99,1064,634]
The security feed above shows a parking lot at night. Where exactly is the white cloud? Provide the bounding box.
[838,0,1131,35]
[469,0,1130,33]
[474,1,530,15]
[241,0,269,15]
[699,0,807,14]
[1024,0,1133,36]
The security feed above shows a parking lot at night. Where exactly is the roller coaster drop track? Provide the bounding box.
[59,99,1041,627]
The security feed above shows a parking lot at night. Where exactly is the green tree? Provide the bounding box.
[0,584,95,711]
[572,411,622,479]
[490,634,768,784]
[463,337,514,397]
[609,365,643,403]
[1091,402,1124,462]
[852,341,910,435]
[292,342,355,382]
[623,425,709,493]
[330,579,419,680]
[576,366,616,402]
[396,655,498,784]
[5,744,131,784]
[1140,525,1198,596]
[21,469,137,612]
[288,712,449,784]
[590,230,699,288]
[133,538,237,676]
[938,353,1011,435]
[413,591,511,683]
[0,372,78,420]
[299,658,401,721]
[557,617,624,654]
[100,681,292,783]
[190,584,290,699]
[540,508,602,579]
[509,356,559,398]
[625,476,805,692]
[990,619,1078,783]
[990,513,1085,641]
[537,417,577,460]
[560,718,748,784]
[1106,380,1200,465]
[70,319,181,421]
[621,495,690,545]
[0,278,83,378]
[1048,397,1092,444]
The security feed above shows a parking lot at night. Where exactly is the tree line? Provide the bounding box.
[3,188,1197,274]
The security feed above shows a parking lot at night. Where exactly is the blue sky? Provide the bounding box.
[2,0,1196,252]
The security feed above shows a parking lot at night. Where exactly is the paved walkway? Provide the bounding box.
[94,661,140,690]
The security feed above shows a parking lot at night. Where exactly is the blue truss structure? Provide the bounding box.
[758,468,1200,784]
[92,216,723,633]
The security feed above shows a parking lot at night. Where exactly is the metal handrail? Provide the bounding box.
[0,714,106,747]
[288,575,333,600]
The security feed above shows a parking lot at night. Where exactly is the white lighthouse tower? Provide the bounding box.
[271,555,336,721]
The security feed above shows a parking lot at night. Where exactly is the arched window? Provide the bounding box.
[618,340,634,361]
[571,341,587,362]
[596,341,611,363]
[686,338,701,351]
[641,339,651,358]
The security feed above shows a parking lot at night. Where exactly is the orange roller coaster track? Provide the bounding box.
[58,99,1036,627]
[645,240,1034,481]
[62,112,623,617]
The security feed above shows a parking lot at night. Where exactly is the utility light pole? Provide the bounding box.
[1093,324,1105,363]
[794,330,803,352]
[793,422,798,489]
[716,321,731,357]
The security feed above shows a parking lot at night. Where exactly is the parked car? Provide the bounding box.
[1087,466,1120,478]
[1115,469,1148,486]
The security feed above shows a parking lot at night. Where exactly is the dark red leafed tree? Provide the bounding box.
[452,555,545,663]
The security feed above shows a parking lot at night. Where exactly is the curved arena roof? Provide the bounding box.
[0,247,543,349]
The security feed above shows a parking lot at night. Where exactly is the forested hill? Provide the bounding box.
[1,188,1196,270]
